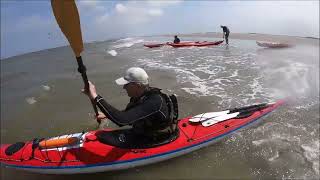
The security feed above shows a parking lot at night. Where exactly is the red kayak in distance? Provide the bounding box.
[144,40,224,48]
[167,40,224,48]
[0,100,284,174]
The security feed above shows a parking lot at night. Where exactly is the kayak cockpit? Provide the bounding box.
[95,129,180,149]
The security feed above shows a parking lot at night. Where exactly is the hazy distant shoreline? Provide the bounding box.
[2,32,319,60]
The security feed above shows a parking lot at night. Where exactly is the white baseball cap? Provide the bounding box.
[115,67,149,85]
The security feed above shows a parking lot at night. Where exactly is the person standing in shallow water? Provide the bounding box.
[220,25,230,44]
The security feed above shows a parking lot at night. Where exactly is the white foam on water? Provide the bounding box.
[252,123,319,178]
[268,151,279,161]
[107,50,118,56]
[247,77,266,99]
[41,85,50,91]
[230,69,239,78]
[252,132,301,148]
[295,100,319,110]
[285,123,307,131]
[264,61,317,99]
[252,139,271,146]
[151,49,164,52]
[134,39,319,179]
[301,141,320,175]
[115,37,134,42]
[26,97,37,104]
[136,50,270,105]
[252,134,300,170]
[113,39,144,49]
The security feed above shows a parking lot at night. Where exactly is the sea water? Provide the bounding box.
[1,36,319,179]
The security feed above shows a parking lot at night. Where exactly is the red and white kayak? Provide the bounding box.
[256,41,292,48]
[0,100,284,174]
[144,41,223,48]
[167,41,223,48]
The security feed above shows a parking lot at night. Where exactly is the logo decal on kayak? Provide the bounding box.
[118,134,126,142]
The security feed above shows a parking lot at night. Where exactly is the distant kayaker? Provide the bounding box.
[173,35,180,43]
[83,67,179,148]
[220,25,230,44]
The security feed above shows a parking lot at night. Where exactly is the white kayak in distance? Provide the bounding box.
[256,41,292,48]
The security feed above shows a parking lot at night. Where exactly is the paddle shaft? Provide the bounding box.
[76,56,99,119]
[76,56,89,89]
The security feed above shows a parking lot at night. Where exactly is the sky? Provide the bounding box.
[1,0,319,59]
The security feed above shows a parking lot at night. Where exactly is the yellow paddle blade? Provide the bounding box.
[51,0,83,57]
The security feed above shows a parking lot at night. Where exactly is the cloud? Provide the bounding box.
[113,2,164,17]
[148,9,163,16]
[78,1,106,13]
[96,13,109,24]
[146,0,183,7]
[78,1,183,42]
[115,3,128,14]
[79,1,99,8]
[90,1,175,30]
[113,2,164,22]
[98,1,180,25]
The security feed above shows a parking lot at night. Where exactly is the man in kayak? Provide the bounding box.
[173,35,180,43]
[84,67,179,148]
[220,25,230,44]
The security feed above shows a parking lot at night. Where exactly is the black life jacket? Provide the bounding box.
[163,93,179,133]
[125,87,179,135]
[174,37,180,44]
